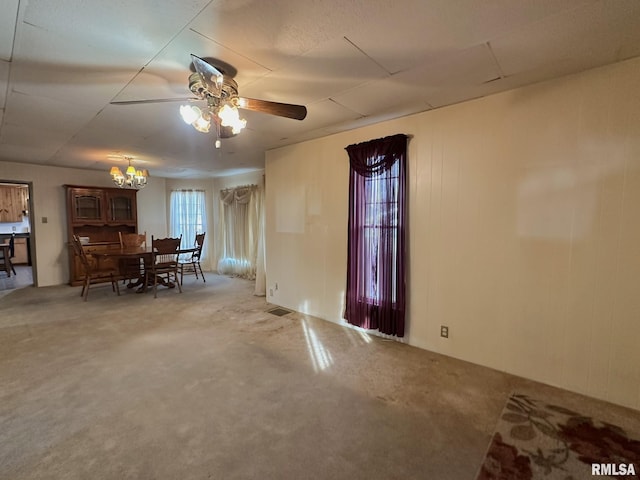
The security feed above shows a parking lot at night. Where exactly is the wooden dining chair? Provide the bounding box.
[1,235,17,277]
[118,231,147,286]
[71,234,120,301]
[145,235,182,298]
[119,231,147,248]
[178,232,206,283]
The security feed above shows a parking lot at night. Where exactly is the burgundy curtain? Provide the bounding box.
[344,134,407,337]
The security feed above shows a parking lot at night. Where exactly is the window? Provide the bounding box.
[344,134,407,337]
[170,190,207,254]
[361,159,400,303]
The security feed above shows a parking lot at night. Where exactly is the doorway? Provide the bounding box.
[0,181,35,292]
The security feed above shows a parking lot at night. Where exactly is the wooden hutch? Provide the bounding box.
[65,185,138,286]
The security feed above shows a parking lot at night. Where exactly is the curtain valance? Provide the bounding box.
[345,133,408,177]
[220,185,257,205]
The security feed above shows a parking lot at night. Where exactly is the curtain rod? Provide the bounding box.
[171,188,206,192]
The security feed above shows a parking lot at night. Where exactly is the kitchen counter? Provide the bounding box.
[0,232,30,239]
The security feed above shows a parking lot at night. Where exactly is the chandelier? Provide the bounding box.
[109,157,149,189]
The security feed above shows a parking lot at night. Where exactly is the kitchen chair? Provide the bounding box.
[2,235,17,275]
[0,237,16,277]
[145,235,182,298]
[178,232,206,283]
[118,231,147,286]
[71,234,120,301]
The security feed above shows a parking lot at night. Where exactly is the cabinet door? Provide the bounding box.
[70,189,105,224]
[12,239,28,264]
[0,186,26,222]
[107,190,137,224]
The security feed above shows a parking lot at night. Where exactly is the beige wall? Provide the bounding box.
[138,177,168,242]
[265,56,640,410]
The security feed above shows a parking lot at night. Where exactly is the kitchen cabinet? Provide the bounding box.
[65,185,138,286]
[0,185,28,222]
[12,237,29,264]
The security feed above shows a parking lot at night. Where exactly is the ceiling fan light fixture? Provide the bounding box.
[217,103,238,125]
[194,112,211,133]
[218,103,246,134]
[231,119,246,135]
[180,105,201,125]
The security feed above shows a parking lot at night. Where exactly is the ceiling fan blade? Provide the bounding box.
[191,54,223,98]
[238,97,307,120]
[110,97,200,105]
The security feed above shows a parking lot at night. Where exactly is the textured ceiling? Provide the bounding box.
[1,0,639,178]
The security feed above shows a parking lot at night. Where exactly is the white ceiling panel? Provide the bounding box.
[241,37,389,105]
[346,0,595,74]
[0,124,70,161]
[332,72,434,117]
[4,91,97,133]
[0,60,9,107]
[13,25,141,108]
[491,0,640,77]
[0,144,59,164]
[0,0,19,61]
[332,42,502,116]
[113,28,272,104]
[22,0,209,60]
[90,103,183,138]
[190,0,383,71]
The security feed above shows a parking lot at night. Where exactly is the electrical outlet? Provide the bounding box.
[440,326,449,338]
[269,289,274,297]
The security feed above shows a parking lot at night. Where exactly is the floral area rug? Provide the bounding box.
[476,393,640,479]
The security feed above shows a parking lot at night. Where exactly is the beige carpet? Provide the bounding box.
[1,275,640,479]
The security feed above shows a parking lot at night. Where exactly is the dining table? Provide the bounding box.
[91,245,199,292]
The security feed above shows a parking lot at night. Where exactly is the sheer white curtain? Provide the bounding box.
[216,184,266,295]
[169,190,207,257]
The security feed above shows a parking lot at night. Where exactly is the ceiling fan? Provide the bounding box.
[111,54,307,143]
